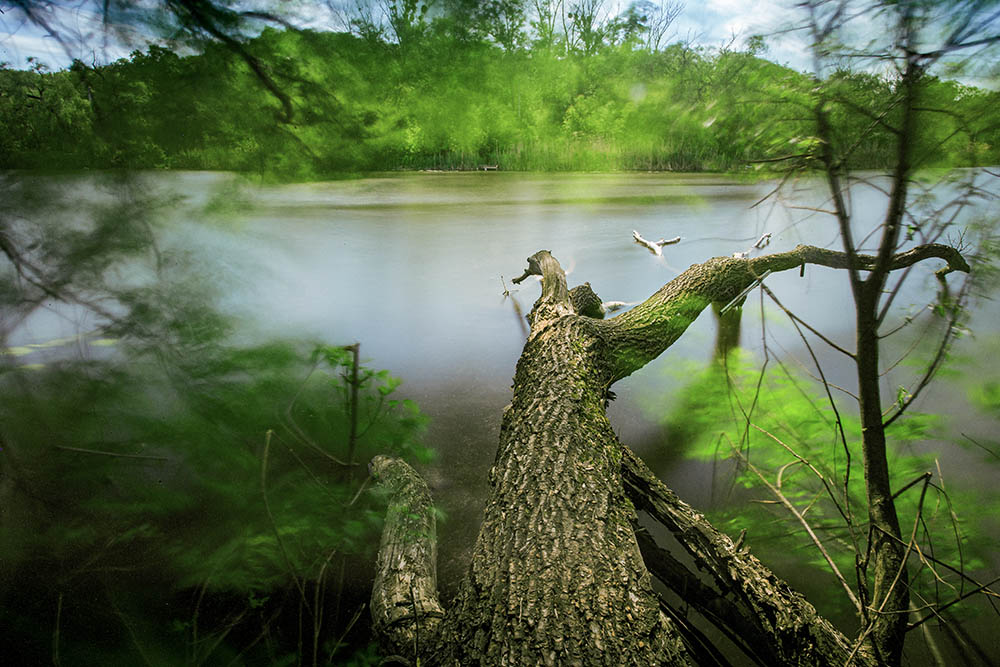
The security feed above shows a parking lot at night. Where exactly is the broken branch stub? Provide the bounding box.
[568,282,605,318]
[512,250,574,329]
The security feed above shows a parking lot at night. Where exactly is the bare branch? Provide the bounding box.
[54,445,168,461]
[633,230,681,256]
[750,423,853,530]
[261,431,310,608]
[600,243,969,382]
[760,283,855,358]
[883,280,969,428]
[730,437,862,615]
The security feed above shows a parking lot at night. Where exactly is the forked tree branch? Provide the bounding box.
[598,243,969,382]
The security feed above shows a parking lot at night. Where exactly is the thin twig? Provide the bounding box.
[261,430,310,608]
[759,283,857,538]
[891,471,932,500]
[751,423,852,526]
[761,283,855,358]
[961,434,1000,462]
[729,436,863,615]
[346,343,361,487]
[54,445,168,461]
[909,577,1000,631]
[52,591,63,667]
[313,548,338,667]
[883,277,970,428]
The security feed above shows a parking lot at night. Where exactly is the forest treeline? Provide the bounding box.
[3,9,1000,179]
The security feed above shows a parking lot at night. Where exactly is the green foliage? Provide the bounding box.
[662,353,999,621]
[0,173,432,663]
[4,20,996,178]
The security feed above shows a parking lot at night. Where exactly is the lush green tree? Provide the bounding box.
[5,2,998,176]
[0,60,94,169]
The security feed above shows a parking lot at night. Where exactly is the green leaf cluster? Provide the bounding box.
[661,353,999,623]
[0,173,431,663]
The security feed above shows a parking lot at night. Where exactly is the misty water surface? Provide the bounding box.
[11,170,998,601]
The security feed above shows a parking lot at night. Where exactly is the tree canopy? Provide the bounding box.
[2,2,999,178]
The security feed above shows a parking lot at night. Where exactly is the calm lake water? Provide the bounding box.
[9,171,1000,645]
[135,171,993,596]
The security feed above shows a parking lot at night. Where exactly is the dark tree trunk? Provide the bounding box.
[370,245,969,666]
[846,56,921,666]
[855,297,909,665]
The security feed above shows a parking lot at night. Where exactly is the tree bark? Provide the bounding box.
[437,251,694,665]
[622,447,874,667]
[370,244,969,665]
[370,455,445,660]
[849,56,922,666]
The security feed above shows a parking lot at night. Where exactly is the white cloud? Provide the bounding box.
[0,0,343,69]
[0,3,140,69]
[670,0,814,71]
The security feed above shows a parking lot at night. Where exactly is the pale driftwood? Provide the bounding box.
[633,229,682,255]
[733,232,772,260]
[753,232,772,249]
[565,283,637,319]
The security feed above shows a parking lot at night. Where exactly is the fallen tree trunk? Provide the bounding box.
[370,244,969,665]
[369,455,445,660]
[623,447,867,667]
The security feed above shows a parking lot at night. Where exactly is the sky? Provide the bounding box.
[0,0,154,68]
[675,0,811,67]
[0,0,814,71]
[0,0,996,85]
